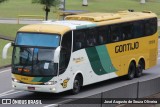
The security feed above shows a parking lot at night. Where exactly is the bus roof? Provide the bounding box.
[18,11,157,35]
[18,21,96,35]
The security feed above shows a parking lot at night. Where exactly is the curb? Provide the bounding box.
[0,35,14,41]
[0,65,11,69]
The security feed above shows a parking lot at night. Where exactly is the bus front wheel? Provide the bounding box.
[127,62,136,80]
[72,76,81,94]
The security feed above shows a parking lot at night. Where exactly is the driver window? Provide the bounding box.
[14,47,20,65]
[59,31,72,75]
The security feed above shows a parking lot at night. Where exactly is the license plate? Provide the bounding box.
[28,86,35,90]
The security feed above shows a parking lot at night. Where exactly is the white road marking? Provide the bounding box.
[43,104,58,107]
[0,89,14,96]
[43,99,73,107]
[0,90,22,98]
[0,69,11,74]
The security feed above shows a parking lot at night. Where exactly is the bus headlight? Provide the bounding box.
[12,78,20,83]
[44,81,57,85]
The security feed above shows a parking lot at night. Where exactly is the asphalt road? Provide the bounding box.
[0,39,160,107]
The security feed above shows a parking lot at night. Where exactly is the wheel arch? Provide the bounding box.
[128,58,136,68]
[138,57,145,70]
[72,71,84,87]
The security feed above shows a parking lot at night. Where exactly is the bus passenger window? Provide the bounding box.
[73,30,86,51]
[121,24,133,40]
[144,18,157,36]
[110,25,121,42]
[150,18,157,34]
[98,26,109,45]
[86,28,98,47]
[133,21,144,38]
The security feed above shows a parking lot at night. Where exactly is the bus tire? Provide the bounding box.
[127,62,136,80]
[71,76,81,94]
[135,60,144,77]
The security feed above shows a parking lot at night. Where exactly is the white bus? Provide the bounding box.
[3,11,158,94]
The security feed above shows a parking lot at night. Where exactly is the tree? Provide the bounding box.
[32,0,60,20]
[0,0,8,3]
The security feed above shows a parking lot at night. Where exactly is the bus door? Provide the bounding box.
[58,31,72,90]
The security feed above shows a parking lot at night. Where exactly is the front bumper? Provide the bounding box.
[12,81,58,93]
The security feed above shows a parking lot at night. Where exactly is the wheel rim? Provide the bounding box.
[73,80,80,93]
[129,64,135,78]
[137,63,143,75]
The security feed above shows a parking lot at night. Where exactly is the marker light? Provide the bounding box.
[44,81,57,85]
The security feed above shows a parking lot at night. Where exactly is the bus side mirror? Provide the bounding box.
[2,42,12,59]
[11,42,15,46]
[54,46,61,63]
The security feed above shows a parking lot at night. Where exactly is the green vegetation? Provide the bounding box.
[32,0,60,20]
[66,0,160,18]
[0,24,25,38]
[0,39,12,67]
[0,0,8,3]
[0,0,160,18]
[0,0,54,19]
[0,24,24,67]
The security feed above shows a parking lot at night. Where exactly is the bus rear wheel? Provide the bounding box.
[72,76,81,94]
[135,60,143,77]
[127,62,136,80]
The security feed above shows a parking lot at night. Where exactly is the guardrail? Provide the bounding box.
[17,15,45,24]
[58,76,160,107]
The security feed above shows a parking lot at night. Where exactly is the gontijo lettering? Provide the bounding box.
[115,42,139,53]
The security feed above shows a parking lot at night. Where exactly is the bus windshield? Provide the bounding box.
[16,33,60,48]
[12,33,60,77]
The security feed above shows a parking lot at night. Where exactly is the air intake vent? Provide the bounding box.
[65,13,121,22]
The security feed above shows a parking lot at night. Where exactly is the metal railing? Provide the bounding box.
[17,15,45,24]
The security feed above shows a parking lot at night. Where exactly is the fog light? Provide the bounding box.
[50,88,56,91]
[12,85,16,88]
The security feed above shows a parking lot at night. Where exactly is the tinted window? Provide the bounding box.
[59,31,72,75]
[73,30,86,51]
[121,23,133,40]
[110,25,121,42]
[98,26,110,45]
[86,28,98,47]
[144,18,157,36]
[73,17,157,51]
[133,21,144,38]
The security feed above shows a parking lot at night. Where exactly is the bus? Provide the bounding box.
[2,11,158,94]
